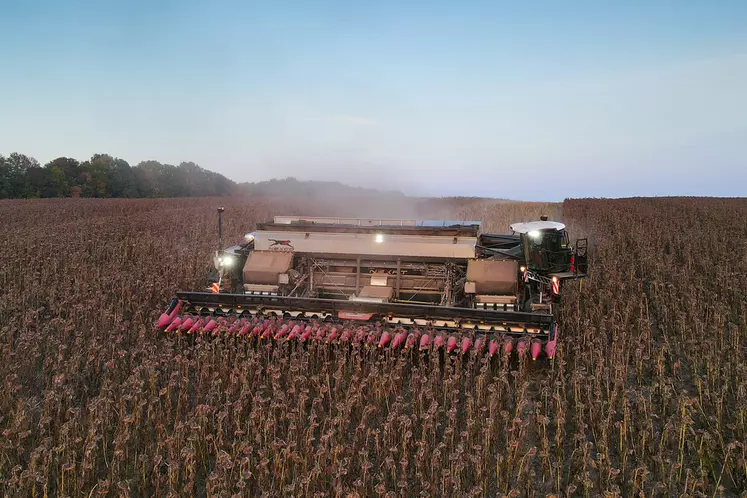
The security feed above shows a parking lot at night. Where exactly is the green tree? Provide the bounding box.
[133,160,165,197]
[42,167,70,197]
[110,158,138,197]
[78,154,113,197]
[0,155,9,198]
[1,151,237,199]
[45,157,80,188]
[25,165,46,198]
[0,153,40,197]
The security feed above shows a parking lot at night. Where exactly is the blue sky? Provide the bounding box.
[1,0,746,200]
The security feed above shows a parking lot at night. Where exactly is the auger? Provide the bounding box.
[156,212,589,360]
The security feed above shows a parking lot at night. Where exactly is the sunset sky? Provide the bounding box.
[1,0,746,200]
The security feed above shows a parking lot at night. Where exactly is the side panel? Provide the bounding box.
[254,231,477,259]
[466,259,518,294]
[242,251,293,285]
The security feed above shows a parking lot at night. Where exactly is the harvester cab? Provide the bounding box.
[156,211,589,360]
[508,217,588,308]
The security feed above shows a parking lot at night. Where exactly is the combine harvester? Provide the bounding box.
[157,211,588,360]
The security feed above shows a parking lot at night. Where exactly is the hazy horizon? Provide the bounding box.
[2,0,746,201]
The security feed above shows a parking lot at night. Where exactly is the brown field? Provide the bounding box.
[0,196,745,497]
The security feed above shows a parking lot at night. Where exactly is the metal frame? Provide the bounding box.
[256,222,480,237]
[175,291,553,329]
[305,256,451,304]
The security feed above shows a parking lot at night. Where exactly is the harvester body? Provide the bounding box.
[159,214,588,359]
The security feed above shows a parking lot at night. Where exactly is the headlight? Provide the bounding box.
[221,255,234,267]
[375,233,384,243]
[244,233,255,242]
[528,230,541,239]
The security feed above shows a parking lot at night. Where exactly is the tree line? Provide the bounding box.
[0,152,236,199]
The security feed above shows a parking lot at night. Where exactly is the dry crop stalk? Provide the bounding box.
[0,197,745,496]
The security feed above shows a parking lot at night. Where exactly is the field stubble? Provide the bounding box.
[0,195,745,497]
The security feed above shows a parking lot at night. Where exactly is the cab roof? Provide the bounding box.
[509,221,566,234]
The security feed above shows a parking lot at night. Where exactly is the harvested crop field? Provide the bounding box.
[1,196,745,497]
